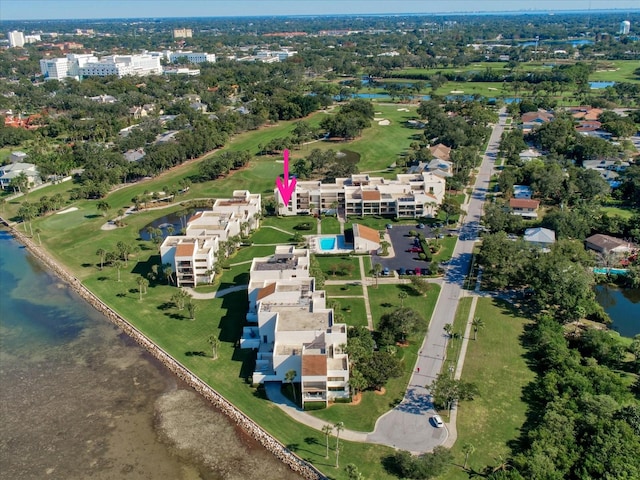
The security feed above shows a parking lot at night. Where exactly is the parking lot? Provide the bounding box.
[372,224,433,275]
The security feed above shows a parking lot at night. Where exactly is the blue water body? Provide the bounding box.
[594,284,640,337]
[0,230,301,479]
[589,81,616,89]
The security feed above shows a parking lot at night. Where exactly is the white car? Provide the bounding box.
[431,414,444,428]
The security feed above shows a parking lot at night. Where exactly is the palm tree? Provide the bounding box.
[163,263,174,285]
[285,369,297,405]
[471,317,485,341]
[96,248,106,270]
[398,291,407,307]
[208,334,220,360]
[370,263,383,288]
[322,424,333,459]
[462,442,475,469]
[444,323,453,347]
[187,301,197,320]
[137,277,148,300]
[112,259,123,282]
[34,228,42,245]
[334,421,344,468]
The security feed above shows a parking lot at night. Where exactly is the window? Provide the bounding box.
[327,377,345,382]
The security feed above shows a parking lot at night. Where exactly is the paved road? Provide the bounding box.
[367,108,507,452]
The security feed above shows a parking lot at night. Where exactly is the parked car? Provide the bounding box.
[408,247,422,253]
[431,414,444,428]
[414,268,421,276]
[398,267,406,276]
[386,224,393,229]
[417,223,425,229]
[406,269,415,276]
[382,267,390,276]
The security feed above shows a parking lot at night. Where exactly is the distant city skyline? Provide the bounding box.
[1,0,638,21]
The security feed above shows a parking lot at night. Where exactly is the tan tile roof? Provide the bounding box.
[302,354,327,376]
[354,223,380,245]
[257,282,276,300]
[362,190,381,201]
[429,143,451,161]
[509,198,540,209]
[175,242,195,257]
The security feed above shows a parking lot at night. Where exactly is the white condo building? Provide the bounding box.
[242,246,350,406]
[167,51,216,64]
[40,53,161,79]
[160,191,261,287]
[8,31,25,48]
[276,172,446,218]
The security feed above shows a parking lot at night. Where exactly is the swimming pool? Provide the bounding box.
[318,235,347,252]
[593,267,629,275]
[319,237,336,250]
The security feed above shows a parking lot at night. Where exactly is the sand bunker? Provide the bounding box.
[488,87,498,91]
[450,90,464,94]
[374,117,385,121]
[378,119,390,126]
[397,108,410,112]
[56,207,79,215]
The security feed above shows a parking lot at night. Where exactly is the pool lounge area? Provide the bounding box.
[311,235,353,254]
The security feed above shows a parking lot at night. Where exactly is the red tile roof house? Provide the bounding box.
[509,198,540,219]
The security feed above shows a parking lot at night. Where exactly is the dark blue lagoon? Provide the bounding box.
[594,284,640,337]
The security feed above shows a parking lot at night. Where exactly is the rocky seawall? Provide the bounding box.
[6,226,327,480]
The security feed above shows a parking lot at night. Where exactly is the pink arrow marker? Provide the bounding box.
[276,149,297,206]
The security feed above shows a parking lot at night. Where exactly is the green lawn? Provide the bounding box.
[310,284,440,432]
[324,283,364,297]
[249,227,295,244]
[438,298,534,480]
[368,283,440,330]
[320,216,341,234]
[261,215,314,234]
[335,297,369,328]
[600,205,636,220]
[316,255,362,281]
[287,104,420,172]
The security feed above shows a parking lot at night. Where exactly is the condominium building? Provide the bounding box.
[276,172,446,218]
[8,31,25,48]
[78,54,162,77]
[40,53,161,79]
[167,50,216,64]
[173,28,193,38]
[242,246,350,406]
[160,191,261,287]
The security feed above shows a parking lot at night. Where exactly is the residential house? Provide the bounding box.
[509,198,540,219]
[429,143,452,162]
[242,246,350,406]
[518,148,542,162]
[521,110,554,132]
[513,185,533,199]
[585,234,635,255]
[128,106,148,120]
[583,159,630,188]
[277,172,446,219]
[0,162,42,190]
[160,236,219,287]
[189,102,207,113]
[524,227,556,250]
[570,106,603,122]
[89,94,117,104]
[9,151,29,163]
[123,148,145,162]
[407,158,453,178]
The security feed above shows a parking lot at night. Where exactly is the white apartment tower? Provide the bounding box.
[8,31,25,48]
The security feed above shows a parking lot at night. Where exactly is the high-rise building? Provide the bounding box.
[173,28,193,38]
[620,20,631,35]
[8,31,25,48]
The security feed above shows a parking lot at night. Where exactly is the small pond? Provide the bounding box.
[594,284,640,337]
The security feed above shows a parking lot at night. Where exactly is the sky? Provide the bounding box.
[1,0,638,21]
